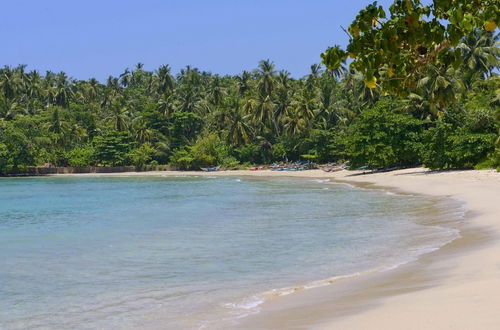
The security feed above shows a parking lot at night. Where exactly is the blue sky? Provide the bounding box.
[2,0,396,80]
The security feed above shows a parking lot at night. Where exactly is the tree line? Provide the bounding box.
[0,29,498,173]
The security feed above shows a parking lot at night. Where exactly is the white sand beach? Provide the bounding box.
[321,168,500,330]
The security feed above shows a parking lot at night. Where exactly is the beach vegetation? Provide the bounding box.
[93,131,134,167]
[0,1,498,174]
[344,98,423,169]
[66,146,95,167]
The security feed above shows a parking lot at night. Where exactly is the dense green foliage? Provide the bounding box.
[0,10,498,174]
[345,99,423,169]
[322,0,499,94]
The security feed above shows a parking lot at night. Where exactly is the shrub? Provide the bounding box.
[421,123,496,170]
[303,128,346,163]
[345,99,423,169]
[93,131,134,166]
[0,123,37,170]
[169,149,195,170]
[66,146,95,167]
[169,134,239,170]
[167,111,202,149]
[128,143,156,169]
[235,143,263,164]
[0,143,9,173]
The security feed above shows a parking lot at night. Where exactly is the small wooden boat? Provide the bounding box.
[322,166,343,173]
[201,166,220,172]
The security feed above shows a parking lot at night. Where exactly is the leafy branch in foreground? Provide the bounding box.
[321,0,499,97]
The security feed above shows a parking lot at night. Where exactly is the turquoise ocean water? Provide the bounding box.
[0,176,460,329]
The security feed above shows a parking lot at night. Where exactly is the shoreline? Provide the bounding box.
[319,168,500,330]
[232,170,498,329]
[29,168,500,328]
[237,168,498,330]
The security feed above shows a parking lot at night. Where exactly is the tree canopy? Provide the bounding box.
[321,0,499,97]
[0,1,498,174]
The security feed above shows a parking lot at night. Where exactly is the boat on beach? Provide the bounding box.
[322,166,343,173]
[269,161,317,171]
[249,166,266,171]
[321,162,348,172]
[201,166,221,172]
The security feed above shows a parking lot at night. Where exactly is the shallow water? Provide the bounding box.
[0,176,460,329]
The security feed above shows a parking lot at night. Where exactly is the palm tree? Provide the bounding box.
[155,65,175,94]
[252,92,274,127]
[83,78,100,103]
[157,91,176,117]
[106,97,131,131]
[273,86,292,136]
[277,70,292,89]
[0,66,22,100]
[291,87,317,125]
[131,62,148,87]
[236,71,252,96]
[257,60,276,97]
[53,72,74,108]
[25,70,42,101]
[177,85,201,113]
[316,76,349,128]
[0,97,25,120]
[45,107,72,147]
[119,69,132,87]
[342,71,379,113]
[68,123,88,145]
[224,96,253,146]
[47,107,65,134]
[208,76,225,107]
[132,118,155,143]
[459,30,500,88]
[283,111,309,136]
[416,65,464,119]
